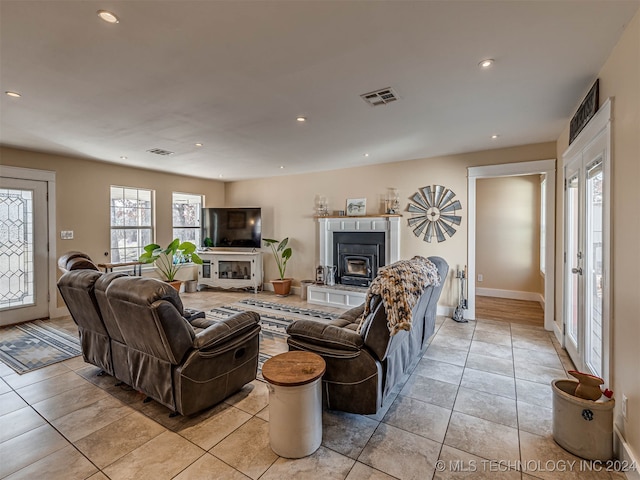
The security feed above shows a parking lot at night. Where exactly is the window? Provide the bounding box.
[172,192,203,245]
[540,175,547,274]
[110,186,153,263]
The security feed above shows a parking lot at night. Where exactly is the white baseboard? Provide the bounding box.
[438,305,454,317]
[614,426,640,480]
[50,306,69,319]
[476,287,544,306]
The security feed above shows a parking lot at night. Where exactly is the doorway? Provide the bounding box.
[562,100,611,383]
[0,166,57,325]
[467,159,556,331]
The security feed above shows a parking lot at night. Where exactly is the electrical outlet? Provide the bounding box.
[60,230,74,240]
[477,274,483,282]
[622,394,628,420]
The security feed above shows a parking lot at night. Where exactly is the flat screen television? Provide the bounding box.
[201,207,262,248]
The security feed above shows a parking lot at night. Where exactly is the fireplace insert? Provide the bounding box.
[333,232,385,287]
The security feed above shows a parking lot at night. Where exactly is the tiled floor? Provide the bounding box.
[0,291,624,480]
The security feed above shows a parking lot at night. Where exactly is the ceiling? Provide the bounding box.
[1,1,638,181]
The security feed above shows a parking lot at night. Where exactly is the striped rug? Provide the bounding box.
[207,299,339,379]
[0,320,82,374]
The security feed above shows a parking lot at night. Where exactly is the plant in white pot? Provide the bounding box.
[139,239,203,291]
[263,237,293,296]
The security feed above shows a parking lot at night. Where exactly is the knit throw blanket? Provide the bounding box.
[358,256,440,336]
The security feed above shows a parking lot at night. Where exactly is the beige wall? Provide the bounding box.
[555,9,640,462]
[225,142,555,308]
[476,175,543,295]
[0,146,225,306]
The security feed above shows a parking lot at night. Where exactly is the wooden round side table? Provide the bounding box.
[262,350,326,458]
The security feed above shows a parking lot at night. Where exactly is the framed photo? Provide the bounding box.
[346,198,367,216]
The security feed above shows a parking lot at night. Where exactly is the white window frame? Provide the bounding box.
[110,186,154,263]
[172,192,203,245]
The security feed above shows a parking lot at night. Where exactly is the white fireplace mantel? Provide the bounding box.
[317,216,401,268]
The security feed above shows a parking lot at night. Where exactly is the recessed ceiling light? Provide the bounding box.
[5,91,21,98]
[296,117,307,122]
[491,134,500,139]
[97,10,119,24]
[279,166,285,169]
[363,153,370,157]
[195,143,203,147]
[218,174,223,178]
[120,155,128,160]
[479,59,495,69]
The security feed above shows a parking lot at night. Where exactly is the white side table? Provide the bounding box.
[262,351,326,458]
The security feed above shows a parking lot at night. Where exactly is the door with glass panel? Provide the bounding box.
[0,177,48,325]
[563,130,608,379]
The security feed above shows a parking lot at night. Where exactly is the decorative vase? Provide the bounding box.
[325,266,336,286]
[271,278,292,296]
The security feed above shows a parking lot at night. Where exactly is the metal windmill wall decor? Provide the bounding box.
[407,185,462,242]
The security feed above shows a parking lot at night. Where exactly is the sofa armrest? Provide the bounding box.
[194,311,260,350]
[286,319,364,352]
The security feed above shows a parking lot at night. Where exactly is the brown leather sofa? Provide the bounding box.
[286,256,448,414]
[57,252,261,416]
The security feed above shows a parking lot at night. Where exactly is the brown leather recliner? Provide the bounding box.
[105,276,261,416]
[58,252,130,379]
[57,268,114,375]
[286,256,448,414]
[57,252,261,416]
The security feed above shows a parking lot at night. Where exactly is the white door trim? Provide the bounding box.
[0,165,58,319]
[467,159,556,332]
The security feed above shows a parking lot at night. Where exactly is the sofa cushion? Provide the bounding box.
[286,320,364,351]
[194,311,260,350]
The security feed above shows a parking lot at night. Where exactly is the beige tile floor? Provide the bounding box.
[0,290,625,480]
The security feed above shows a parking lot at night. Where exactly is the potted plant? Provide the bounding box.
[139,239,203,291]
[263,237,293,296]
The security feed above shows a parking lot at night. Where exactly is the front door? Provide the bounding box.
[0,177,49,325]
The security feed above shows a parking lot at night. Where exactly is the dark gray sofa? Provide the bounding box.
[286,256,448,414]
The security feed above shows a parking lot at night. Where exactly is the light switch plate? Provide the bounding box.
[60,230,74,240]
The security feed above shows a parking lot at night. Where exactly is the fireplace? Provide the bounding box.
[317,216,400,285]
[311,216,401,307]
[333,231,385,287]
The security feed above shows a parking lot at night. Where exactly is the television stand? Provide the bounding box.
[198,251,263,293]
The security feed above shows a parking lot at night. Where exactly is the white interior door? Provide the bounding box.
[0,177,49,325]
[563,124,609,381]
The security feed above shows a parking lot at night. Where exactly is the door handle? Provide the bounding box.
[571,267,583,275]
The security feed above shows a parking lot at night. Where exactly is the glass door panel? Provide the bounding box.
[0,178,48,324]
[564,172,582,365]
[585,161,603,377]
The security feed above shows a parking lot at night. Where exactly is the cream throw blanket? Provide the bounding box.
[358,256,440,336]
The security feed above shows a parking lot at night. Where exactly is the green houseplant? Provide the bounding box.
[263,237,292,296]
[139,239,203,289]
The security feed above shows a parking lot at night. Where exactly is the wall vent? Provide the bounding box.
[146,148,174,156]
[360,87,399,106]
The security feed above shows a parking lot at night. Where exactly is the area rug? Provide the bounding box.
[207,299,340,379]
[0,320,82,374]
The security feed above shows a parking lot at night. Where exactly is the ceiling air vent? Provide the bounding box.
[146,148,174,156]
[360,87,399,107]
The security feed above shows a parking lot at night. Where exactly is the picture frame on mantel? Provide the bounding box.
[346,198,366,216]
